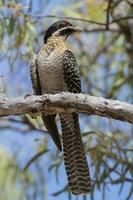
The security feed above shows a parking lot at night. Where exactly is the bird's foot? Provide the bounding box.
[24,93,32,99]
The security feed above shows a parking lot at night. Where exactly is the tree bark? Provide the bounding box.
[0,92,133,124]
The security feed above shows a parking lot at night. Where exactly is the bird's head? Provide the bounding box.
[44,20,83,44]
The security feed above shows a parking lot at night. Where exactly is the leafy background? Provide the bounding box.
[0,0,133,200]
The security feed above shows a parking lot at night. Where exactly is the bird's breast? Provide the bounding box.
[37,52,67,94]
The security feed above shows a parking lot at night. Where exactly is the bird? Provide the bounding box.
[30,20,91,195]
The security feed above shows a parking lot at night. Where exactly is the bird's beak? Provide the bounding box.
[72,26,83,32]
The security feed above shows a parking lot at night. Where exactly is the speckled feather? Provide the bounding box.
[62,50,81,93]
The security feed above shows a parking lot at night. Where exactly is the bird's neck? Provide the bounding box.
[43,36,67,56]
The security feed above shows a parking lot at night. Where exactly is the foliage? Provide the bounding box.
[0,146,45,200]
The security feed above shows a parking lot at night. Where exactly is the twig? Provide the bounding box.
[30,14,133,26]
[89,34,119,65]
[111,15,133,24]
[125,0,133,7]
[1,14,133,33]
[106,0,113,30]
[23,149,48,171]
[83,27,120,33]
[30,14,106,26]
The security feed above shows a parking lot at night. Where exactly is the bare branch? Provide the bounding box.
[111,15,133,24]
[30,14,106,26]
[1,13,132,34]
[106,0,113,30]
[125,0,133,7]
[0,92,133,124]
[83,27,120,33]
[30,14,133,26]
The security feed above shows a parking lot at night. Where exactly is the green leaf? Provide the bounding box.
[7,16,15,35]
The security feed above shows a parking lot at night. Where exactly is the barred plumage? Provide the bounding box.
[60,113,91,194]
[30,20,91,195]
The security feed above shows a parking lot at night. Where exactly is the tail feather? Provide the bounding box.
[42,115,62,151]
[60,113,91,195]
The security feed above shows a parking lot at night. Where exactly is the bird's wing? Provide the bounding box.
[62,50,81,93]
[61,49,81,135]
[30,54,42,95]
[62,50,81,133]
[30,55,62,151]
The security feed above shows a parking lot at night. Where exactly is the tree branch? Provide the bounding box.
[30,14,106,26]
[30,14,133,26]
[106,0,112,30]
[0,92,133,124]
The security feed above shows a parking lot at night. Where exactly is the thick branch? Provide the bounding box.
[0,92,133,124]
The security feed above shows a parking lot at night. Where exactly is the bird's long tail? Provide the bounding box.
[60,113,91,195]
